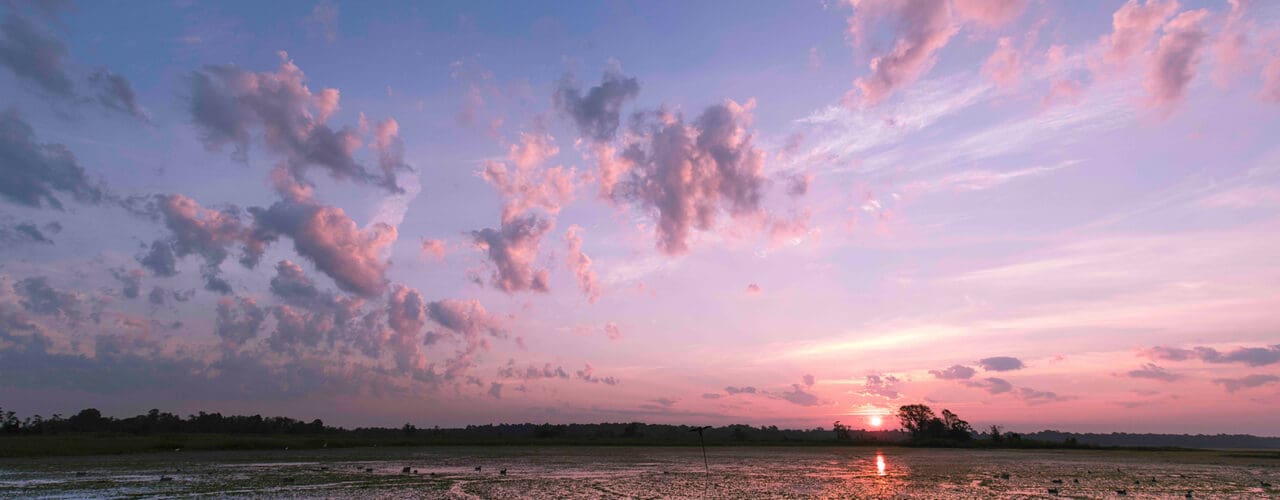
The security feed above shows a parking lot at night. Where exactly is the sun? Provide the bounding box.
[869,415,884,427]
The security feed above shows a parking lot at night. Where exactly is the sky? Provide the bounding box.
[1,0,1278,435]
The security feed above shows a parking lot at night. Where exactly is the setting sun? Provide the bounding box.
[869,415,884,427]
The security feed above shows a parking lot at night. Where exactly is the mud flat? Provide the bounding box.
[0,446,1276,498]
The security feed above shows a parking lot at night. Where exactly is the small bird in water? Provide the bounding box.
[500,468,507,475]
[1262,481,1272,488]
[402,466,411,474]
[1051,479,1063,484]
[159,476,173,482]
[1116,490,1127,496]
[474,466,482,472]
[364,467,373,473]
[1185,491,1194,498]
[1047,488,1058,495]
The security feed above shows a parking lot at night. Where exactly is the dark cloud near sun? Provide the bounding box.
[1123,363,1180,382]
[1145,344,1280,367]
[930,364,976,380]
[978,356,1025,372]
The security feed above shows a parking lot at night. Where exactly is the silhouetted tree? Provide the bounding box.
[896,404,936,438]
[833,421,852,442]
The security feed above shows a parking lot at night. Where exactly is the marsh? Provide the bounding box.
[1,446,1275,498]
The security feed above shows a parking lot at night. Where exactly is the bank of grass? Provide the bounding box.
[0,434,875,457]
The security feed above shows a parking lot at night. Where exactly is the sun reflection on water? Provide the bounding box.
[876,452,886,476]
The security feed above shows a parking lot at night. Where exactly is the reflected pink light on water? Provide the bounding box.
[876,453,886,476]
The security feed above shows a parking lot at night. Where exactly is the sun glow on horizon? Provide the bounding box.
[869,415,883,427]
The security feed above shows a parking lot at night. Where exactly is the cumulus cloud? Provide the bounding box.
[1145,344,1280,367]
[844,0,957,106]
[1124,362,1181,382]
[964,377,1014,394]
[14,276,80,321]
[138,240,177,277]
[978,356,1025,371]
[88,67,147,120]
[803,373,815,386]
[0,108,105,209]
[778,384,820,406]
[575,363,619,385]
[1213,374,1279,393]
[420,238,446,261]
[953,0,1026,27]
[480,131,576,224]
[1099,0,1179,68]
[1211,0,1252,87]
[982,37,1023,88]
[1015,387,1073,404]
[497,358,570,380]
[0,221,59,245]
[426,298,507,380]
[603,322,622,341]
[214,295,266,345]
[252,198,397,298]
[608,99,767,254]
[725,386,757,395]
[1264,56,1280,103]
[470,214,551,294]
[187,52,403,193]
[110,268,144,299]
[304,1,339,43]
[0,11,74,99]
[553,67,640,142]
[860,373,901,399]
[930,364,976,380]
[385,284,428,373]
[564,225,600,303]
[148,194,268,292]
[1143,9,1208,114]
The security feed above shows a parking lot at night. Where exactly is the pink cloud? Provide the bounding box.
[845,0,957,106]
[608,99,768,254]
[1262,54,1280,102]
[745,283,762,294]
[1042,78,1084,109]
[1143,9,1209,115]
[1099,0,1180,69]
[252,199,397,298]
[953,0,1026,27]
[982,37,1023,88]
[420,238,446,261]
[603,322,622,341]
[470,214,551,293]
[563,225,600,303]
[1212,0,1253,87]
[387,284,428,373]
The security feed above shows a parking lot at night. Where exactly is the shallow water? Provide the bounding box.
[0,446,1276,498]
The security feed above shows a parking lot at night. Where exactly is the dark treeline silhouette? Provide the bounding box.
[2,404,1276,456]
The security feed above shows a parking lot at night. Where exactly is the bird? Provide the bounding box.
[1185,491,1194,498]
[364,467,373,473]
[159,476,173,482]
[500,468,507,475]
[1051,479,1063,484]
[1047,488,1058,495]
[474,466,482,472]
[1000,473,1010,480]
[1072,479,1079,484]
[402,466,411,474]
[1262,481,1273,488]
[1116,490,1127,496]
